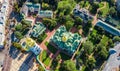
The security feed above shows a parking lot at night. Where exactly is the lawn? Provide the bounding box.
[45,41,58,54]
[41,50,51,66]
[100,35,109,46]
[98,2,104,8]
[100,2,109,17]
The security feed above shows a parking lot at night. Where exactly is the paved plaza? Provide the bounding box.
[10,52,38,71]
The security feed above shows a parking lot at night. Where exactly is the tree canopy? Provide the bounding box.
[113,36,120,42]
[83,41,94,55]
[60,60,77,71]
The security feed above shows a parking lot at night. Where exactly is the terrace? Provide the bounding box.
[20,38,42,55]
[96,20,120,36]
[50,26,81,55]
[31,22,46,37]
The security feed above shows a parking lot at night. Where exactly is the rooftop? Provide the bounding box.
[38,10,53,18]
[21,38,42,55]
[31,22,46,37]
[96,20,120,36]
[51,26,81,55]
[25,2,40,9]
[73,8,93,23]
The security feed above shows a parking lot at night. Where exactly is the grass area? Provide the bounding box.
[60,52,71,60]
[45,41,58,54]
[100,35,109,46]
[41,50,51,66]
[98,2,104,8]
[100,2,109,17]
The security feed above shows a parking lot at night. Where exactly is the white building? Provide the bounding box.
[38,10,53,18]
[21,2,41,17]
[0,25,5,49]
[0,0,9,49]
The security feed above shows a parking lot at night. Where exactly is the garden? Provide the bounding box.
[41,50,51,66]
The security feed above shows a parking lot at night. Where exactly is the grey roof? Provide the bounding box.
[103,43,120,71]
[73,8,93,23]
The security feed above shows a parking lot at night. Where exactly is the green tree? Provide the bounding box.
[108,39,114,48]
[56,54,61,61]
[57,14,66,24]
[86,56,96,69]
[109,7,116,16]
[98,47,108,60]
[15,24,22,31]
[14,31,23,40]
[113,36,120,42]
[65,21,74,31]
[21,20,31,28]
[109,0,115,6]
[12,42,22,49]
[14,2,20,13]
[60,60,77,71]
[74,16,83,25]
[83,20,92,36]
[42,3,50,10]
[38,66,44,71]
[89,2,99,14]
[64,5,72,15]
[77,25,82,30]
[83,41,94,55]
[43,18,57,30]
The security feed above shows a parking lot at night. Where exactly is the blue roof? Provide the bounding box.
[96,20,120,36]
[30,44,42,55]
